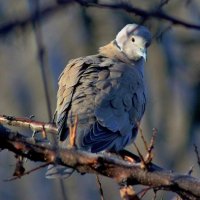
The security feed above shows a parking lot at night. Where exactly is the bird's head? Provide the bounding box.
[115,24,152,62]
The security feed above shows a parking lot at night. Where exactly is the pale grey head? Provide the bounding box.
[115,24,152,61]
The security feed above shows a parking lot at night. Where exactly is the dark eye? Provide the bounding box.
[131,37,135,42]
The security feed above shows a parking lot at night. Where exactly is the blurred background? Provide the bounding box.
[0,0,200,199]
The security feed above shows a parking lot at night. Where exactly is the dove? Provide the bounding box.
[46,24,152,178]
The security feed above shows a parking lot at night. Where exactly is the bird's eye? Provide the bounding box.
[131,37,135,42]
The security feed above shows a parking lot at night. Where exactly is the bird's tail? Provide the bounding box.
[46,164,74,179]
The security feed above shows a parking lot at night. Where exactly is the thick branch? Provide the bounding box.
[0,125,200,200]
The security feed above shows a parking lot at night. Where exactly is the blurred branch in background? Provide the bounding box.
[0,122,200,200]
[0,0,200,37]
[29,0,53,121]
[28,0,68,199]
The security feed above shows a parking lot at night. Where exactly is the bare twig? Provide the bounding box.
[4,163,49,182]
[194,144,200,169]
[30,0,53,122]
[0,114,57,134]
[132,142,146,169]
[144,128,157,165]
[138,123,148,152]
[96,175,105,200]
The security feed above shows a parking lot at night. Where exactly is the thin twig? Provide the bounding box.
[194,144,200,169]
[144,128,158,164]
[138,123,148,152]
[132,142,146,169]
[4,163,49,182]
[30,0,53,121]
[96,175,105,200]
[0,114,57,134]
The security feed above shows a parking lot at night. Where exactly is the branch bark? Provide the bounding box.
[0,115,57,134]
[0,119,200,200]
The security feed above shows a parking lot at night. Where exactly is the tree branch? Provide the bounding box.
[0,114,57,134]
[0,0,200,36]
[0,121,200,200]
[74,0,200,30]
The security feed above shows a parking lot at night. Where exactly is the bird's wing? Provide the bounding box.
[80,59,146,152]
[57,56,92,140]
[94,60,146,135]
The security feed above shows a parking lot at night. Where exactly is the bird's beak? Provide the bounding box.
[138,48,147,62]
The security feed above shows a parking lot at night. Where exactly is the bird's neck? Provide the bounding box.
[99,41,132,64]
[99,41,145,77]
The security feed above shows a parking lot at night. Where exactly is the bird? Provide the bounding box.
[46,23,152,178]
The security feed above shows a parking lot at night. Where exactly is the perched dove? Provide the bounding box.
[46,24,151,178]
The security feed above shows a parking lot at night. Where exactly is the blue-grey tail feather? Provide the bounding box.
[81,122,120,152]
[46,164,74,179]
